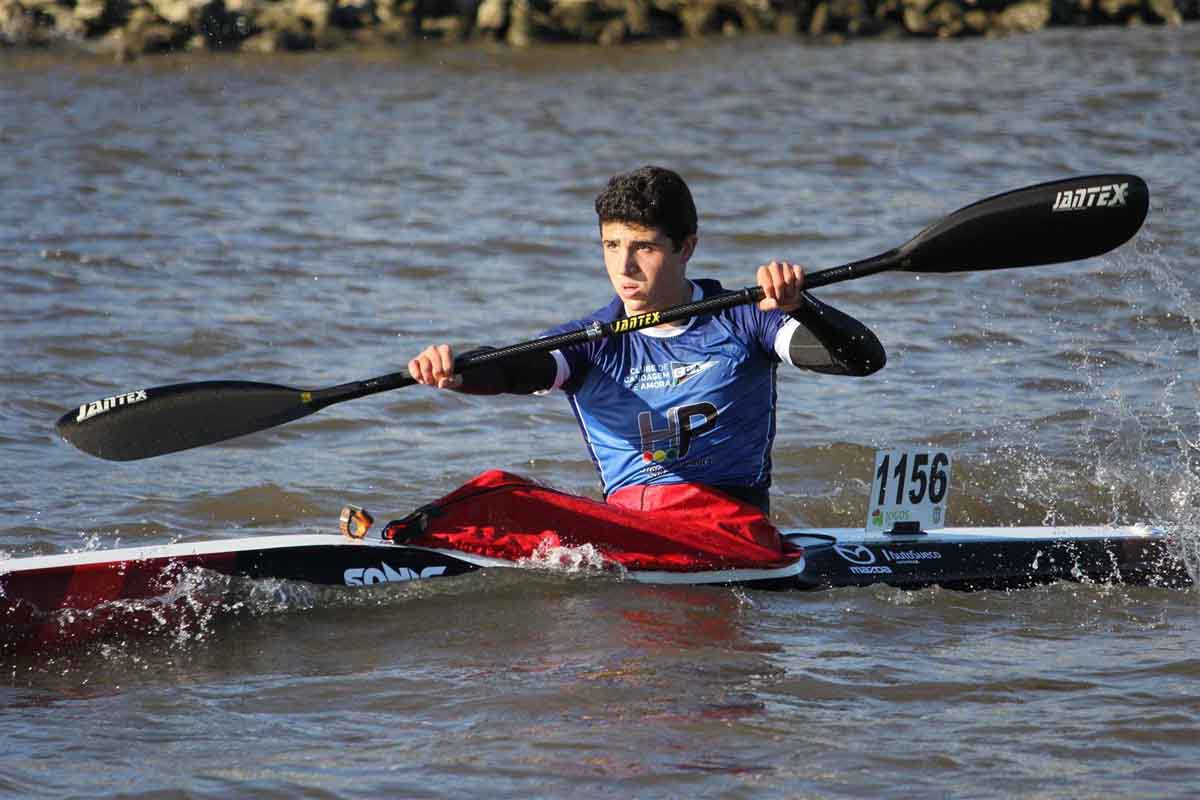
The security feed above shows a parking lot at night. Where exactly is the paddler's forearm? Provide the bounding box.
[454,348,559,395]
[786,293,886,376]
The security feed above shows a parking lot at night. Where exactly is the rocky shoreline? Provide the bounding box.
[1,0,1194,59]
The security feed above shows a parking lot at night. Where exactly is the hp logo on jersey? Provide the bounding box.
[638,402,718,464]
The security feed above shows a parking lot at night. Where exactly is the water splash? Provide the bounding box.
[1050,236,1200,584]
[942,237,1200,593]
[1134,238,1200,582]
[71,530,117,554]
[517,538,618,575]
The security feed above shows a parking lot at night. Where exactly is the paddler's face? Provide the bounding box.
[600,221,696,315]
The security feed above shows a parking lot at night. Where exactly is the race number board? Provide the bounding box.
[866,449,951,533]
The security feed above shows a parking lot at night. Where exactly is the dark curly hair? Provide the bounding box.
[594,166,697,252]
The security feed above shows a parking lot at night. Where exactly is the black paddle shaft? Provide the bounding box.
[332,173,1150,402]
[57,173,1149,461]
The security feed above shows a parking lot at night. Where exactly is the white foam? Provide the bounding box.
[516,539,617,574]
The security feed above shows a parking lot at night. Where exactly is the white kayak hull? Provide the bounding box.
[0,523,1188,651]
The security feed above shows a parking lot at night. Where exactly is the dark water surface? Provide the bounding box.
[2,27,1200,797]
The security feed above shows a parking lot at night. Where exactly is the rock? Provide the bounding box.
[994,0,1048,30]
[0,0,1192,55]
[101,4,189,56]
[5,0,88,39]
[808,0,827,32]
[419,11,466,35]
[677,0,715,35]
[1,0,38,45]
[293,0,331,30]
[331,0,375,27]
[1145,0,1182,22]
[502,0,558,42]
[623,0,650,34]
[504,0,530,43]
[733,0,771,30]
[821,0,877,34]
[196,0,254,48]
[1049,0,1086,23]
[901,0,932,33]
[963,7,988,30]
[926,0,962,34]
[239,27,278,47]
[249,0,332,48]
[873,0,902,20]
[548,0,592,36]
[74,0,111,25]
[145,0,204,25]
[1096,0,1138,19]
[596,13,623,40]
[52,3,88,35]
[474,0,505,31]
[371,0,406,20]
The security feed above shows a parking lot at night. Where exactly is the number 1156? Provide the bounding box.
[876,451,949,506]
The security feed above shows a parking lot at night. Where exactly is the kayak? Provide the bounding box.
[3,447,1190,651]
[4,519,1188,592]
[0,521,1186,599]
[0,519,1188,650]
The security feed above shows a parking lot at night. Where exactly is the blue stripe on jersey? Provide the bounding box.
[541,279,789,496]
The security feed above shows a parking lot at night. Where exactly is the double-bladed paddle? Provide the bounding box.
[57,173,1149,461]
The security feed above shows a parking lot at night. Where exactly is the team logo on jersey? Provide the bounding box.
[670,361,718,386]
[638,401,718,464]
[624,360,718,392]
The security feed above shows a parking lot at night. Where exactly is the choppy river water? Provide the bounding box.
[2,26,1199,798]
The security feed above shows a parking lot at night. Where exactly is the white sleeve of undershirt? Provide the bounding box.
[773,316,835,369]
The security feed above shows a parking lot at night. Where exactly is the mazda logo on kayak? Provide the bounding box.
[833,544,876,565]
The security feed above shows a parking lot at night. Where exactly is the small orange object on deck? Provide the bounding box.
[338,505,374,539]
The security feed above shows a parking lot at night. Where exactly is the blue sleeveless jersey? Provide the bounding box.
[543,279,791,496]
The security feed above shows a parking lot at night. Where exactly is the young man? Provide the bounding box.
[408,166,885,516]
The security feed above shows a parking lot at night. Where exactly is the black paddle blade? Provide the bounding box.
[56,381,318,461]
[900,174,1149,272]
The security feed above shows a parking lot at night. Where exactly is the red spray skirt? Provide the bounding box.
[386,470,802,572]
